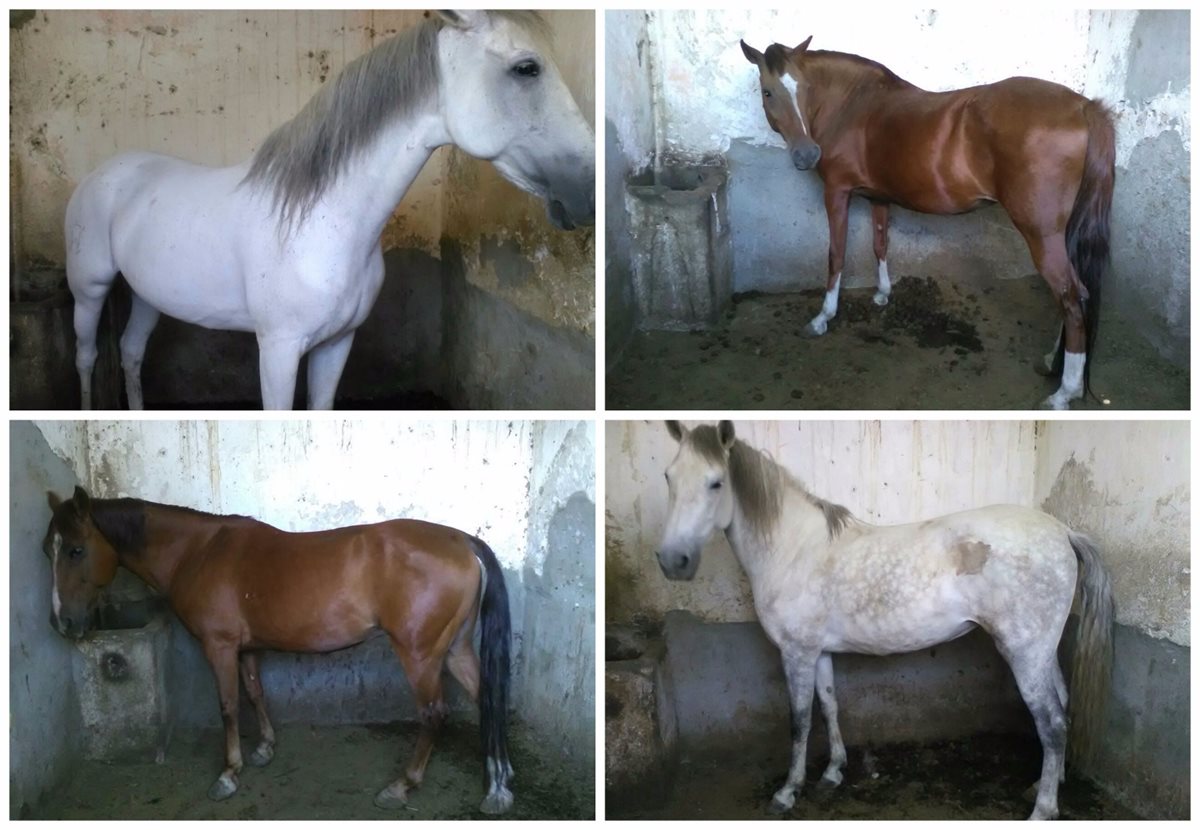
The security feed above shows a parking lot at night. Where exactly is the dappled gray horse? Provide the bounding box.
[657,421,1114,820]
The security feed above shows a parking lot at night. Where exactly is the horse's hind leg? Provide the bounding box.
[306,329,356,410]
[1015,228,1087,409]
[374,643,448,810]
[239,651,276,767]
[119,293,160,410]
[257,336,305,410]
[997,642,1067,820]
[814,652,847,788]
[871,201,891,306]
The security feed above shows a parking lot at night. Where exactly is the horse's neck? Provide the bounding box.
[725,476,831,594]
[114,507,214,595]
[303,111,448,250]
[808,57,910,142]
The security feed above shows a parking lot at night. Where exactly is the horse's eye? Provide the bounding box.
[512,60,541,78]
[709,480,723,491]
[763,88,772,98]
[68,546,84,560]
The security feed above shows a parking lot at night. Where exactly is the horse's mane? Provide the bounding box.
[687,426,854,542]
[242,11,549,227]
[88,498,253,556]
[763,42,911,89]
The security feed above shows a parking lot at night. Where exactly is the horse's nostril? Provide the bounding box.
[680,554,691,569]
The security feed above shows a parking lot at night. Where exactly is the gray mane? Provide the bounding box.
[689,425,854,541]
[243,11,549,227]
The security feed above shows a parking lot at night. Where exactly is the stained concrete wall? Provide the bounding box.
[9,423,85,816]
[11,10,595,409]
[606,420,1037,624]
[617,10,1189,361]
[605,11,656,363]
[1035,420,1189,818]
[29,420,594,762]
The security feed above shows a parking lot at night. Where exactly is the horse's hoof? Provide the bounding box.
[207,773,238,802]
[873,292,889,307]
[805,321,827,337]
[816,773,842,791]
[248,743,274,767]
[373,785,409,810]
[767,795,793,814]
[480,786,514,815]
[1039,394,1069,411]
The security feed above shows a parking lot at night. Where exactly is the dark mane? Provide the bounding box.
[90,498,252,555]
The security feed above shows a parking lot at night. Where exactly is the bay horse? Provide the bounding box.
[657,421,1114,820]
[66,10,594,410]
[740,37,1115,409]
[42,486,514,814]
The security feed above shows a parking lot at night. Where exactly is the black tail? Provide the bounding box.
[472,536,513,813]
[1060,99,1115,399]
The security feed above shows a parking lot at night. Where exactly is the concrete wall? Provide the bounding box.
[605,11,655,364]
[28,420,595,762]
[9,423,85,816]
[1035,420,1189,818]
[614,10,1189,361]
[606,420,1037,624]
[11,10,595,409]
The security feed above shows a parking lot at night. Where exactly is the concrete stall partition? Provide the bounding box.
[606,420,1189,818]
[609,10,1189,364]
[24,421,595,772]
[10,10,595,409]
[10,423,85,817]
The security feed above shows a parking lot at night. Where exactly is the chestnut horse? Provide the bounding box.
[740,37,1116,409]
[42,486,514,814]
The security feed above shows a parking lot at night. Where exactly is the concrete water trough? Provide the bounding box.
[72,598,173,762]
[625,164,731,329]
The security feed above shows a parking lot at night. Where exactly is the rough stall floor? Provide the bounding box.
[25,721,592,820]
[609,733,1140,820]
[607,274,1187,410]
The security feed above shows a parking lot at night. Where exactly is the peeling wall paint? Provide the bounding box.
[606,420,1037,624]
[1035,421,1189,646]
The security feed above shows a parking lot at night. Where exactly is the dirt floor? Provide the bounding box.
[24,721,591,820]
[607,274,1188,410]
[608,732,1140,820]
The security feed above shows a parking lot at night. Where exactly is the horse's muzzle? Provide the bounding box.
[791,144,821,171]
[657,549,700,581]
[546,185,595,231]
[50,610,88,640]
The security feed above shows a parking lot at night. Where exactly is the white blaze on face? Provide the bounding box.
[778,72,809,136]
[51,531,63,618]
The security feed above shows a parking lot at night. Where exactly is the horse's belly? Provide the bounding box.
[827,616,976,656]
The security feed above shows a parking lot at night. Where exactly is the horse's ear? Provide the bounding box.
[47,491,62,512]
[435,10,488,31]
[717,420,736,451]
[740,39,764,66]
[71,485,92,515]
[792,36,813,58]
[665,420,685,443]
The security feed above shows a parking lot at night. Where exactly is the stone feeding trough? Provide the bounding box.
[625,163,732,329]
[72,597,173,762]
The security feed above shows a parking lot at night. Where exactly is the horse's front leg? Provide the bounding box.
[870,201,891,306]
[119,293,161,410]
[202,640,244,801]
[306,330,356,410]
[768,645,821,813]
[256,336,305,410]
[808,188,851,335]
[814,652,847,788]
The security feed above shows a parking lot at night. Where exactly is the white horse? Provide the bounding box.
[657,421,1114,821]
[65,10,594,409]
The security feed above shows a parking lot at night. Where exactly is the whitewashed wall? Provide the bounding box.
[606,420,1037,623]
[1035,421,1189,645]
[646,9,1187,164]
[36,420,536,570]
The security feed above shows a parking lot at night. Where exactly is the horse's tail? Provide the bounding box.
[1060,100,1116,399]
[471,536,513,814]
[1066,531,1114,767]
